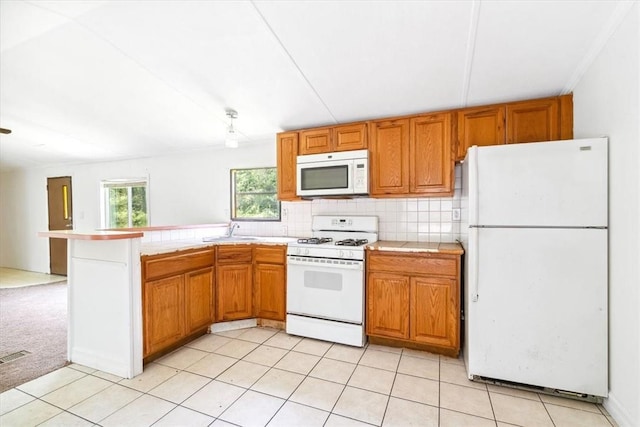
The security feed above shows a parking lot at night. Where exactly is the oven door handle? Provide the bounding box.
[287,256,363,271]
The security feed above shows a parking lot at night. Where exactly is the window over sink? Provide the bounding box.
[230,167,280,221]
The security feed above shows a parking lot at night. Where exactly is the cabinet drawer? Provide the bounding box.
[144,249,214,281]
[368,252,457,277]
[254,246,286,264]
[217,245,253,264]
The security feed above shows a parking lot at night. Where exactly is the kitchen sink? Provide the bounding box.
[202,236,261,242]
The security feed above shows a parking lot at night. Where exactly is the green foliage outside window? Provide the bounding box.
[103,180,148,228]
[231,168,280,221]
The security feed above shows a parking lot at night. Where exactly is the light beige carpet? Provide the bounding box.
[0,268,66,289]
[0,281,68,392]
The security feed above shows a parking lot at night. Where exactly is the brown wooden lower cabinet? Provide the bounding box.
[216,263,253,321]
[366,250,461,356]
[185,267,215,333]
[142,248,215,359]
[216,245,253,321]
[254,263,285,320]
[142,244,287,360]
[143,274,186,357]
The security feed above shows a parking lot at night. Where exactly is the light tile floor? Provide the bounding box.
[0,327,617,427]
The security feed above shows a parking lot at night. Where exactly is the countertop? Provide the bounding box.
[140,236,298,256]
[38,230,144,240]
[366,240,464,255]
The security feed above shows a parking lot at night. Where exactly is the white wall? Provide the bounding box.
[0,140,463,273]
[0,141,277,272]
[573,3,639,426]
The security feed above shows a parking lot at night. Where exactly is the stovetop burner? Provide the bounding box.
[296,237,333,245]
[335,239,369,247]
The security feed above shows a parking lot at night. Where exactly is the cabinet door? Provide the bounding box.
[299,128,331,155]
[410,276,458,348]
[277,132,299,201]
[333,123,367,151]
[185,267,214,334]
[410,113,453,195]
[370,119,410,195]
[456,106,505,161]
[506,98,559,144]
[366,272,410,339]
[254,263,286,321]
[217,264,253,321]
[143,275,185,357]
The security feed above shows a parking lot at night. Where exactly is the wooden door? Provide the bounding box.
[333,123,367,151]
[276,132,299,201]
[366,272,410,339]
[216,264,253,321]
[47,176,73,275]
[369,119,410,196]
[410,276,458,348]
[410,113,453,195]
[185,267,214,334]
[143,275,185,357]
[299,128,331,155]
[254,263,286,320]
[506,98,559,144]
[456,106,505,161]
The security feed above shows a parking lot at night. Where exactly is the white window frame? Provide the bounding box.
[100,178,150,228]
[230,167,281,221]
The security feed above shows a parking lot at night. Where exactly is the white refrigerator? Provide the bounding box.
[461,138,608,398]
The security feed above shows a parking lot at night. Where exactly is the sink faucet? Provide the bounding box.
[227,222,239,237]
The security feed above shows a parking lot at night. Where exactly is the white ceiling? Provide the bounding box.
[0,0,631,171]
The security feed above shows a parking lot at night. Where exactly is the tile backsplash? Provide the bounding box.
[239,164,463,243]
[142,165,462,244]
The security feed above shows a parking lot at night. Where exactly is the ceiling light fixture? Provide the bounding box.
[225,109,238,148]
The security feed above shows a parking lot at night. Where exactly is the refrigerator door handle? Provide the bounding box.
[471,226,479,302]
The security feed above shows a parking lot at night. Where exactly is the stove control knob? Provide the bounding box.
[348,250,355,258]
[339,250,345,258]
[295,248,302,255]
[304,248,310,256]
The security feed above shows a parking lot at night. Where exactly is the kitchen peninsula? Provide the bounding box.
[38,230,144,379]
[39,226,296,379]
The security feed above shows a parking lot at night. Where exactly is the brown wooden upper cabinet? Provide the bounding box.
[277,94,573,198]
[299,123,368,155]
[455,106,505,161]
[506,98,560,144]
[369,119,410,195]
[370,113,453,197]
[276,132,299,201]
[409,113,453,196]
[455,94,573,161]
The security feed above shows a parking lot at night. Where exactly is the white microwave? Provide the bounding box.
[296,149,369,197]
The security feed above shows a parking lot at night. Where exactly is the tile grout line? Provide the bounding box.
[3,327,609,427]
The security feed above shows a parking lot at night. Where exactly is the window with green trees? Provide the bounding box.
[231,167,280,221]
[101,179,149,228]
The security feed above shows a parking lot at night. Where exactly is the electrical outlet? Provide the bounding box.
[282,226,288,236]
[452,208,461,221]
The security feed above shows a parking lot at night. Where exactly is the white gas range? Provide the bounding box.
[286,215,378,347]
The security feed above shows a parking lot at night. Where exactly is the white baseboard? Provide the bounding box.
[604,391,636,427]
[70,347,139,379]
[210,318,257,333]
